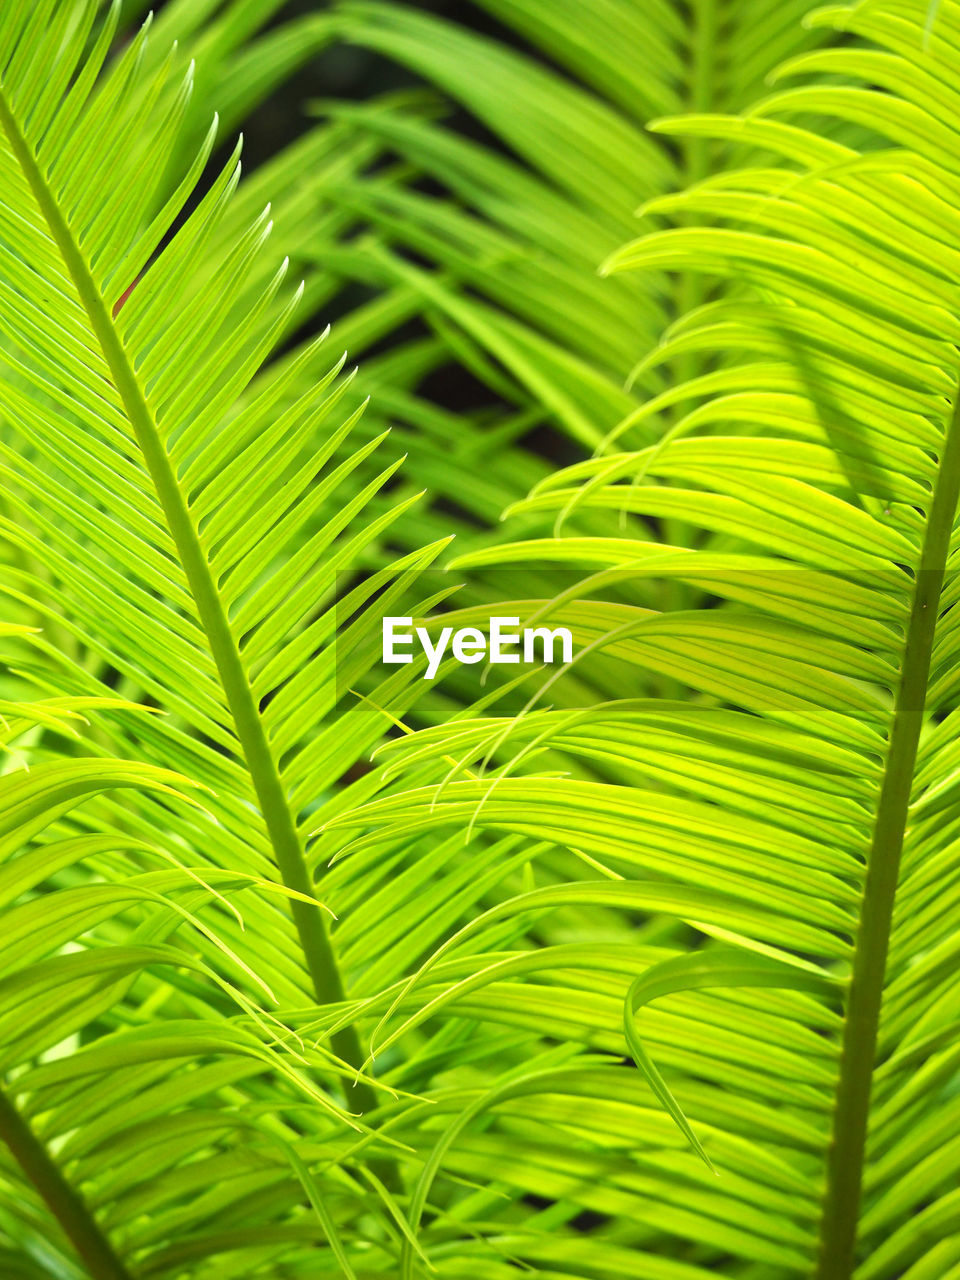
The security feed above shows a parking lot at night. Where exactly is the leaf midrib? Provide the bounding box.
[816,394,960,1278]
[0,1085,131,1280]
[0,90,372,1102]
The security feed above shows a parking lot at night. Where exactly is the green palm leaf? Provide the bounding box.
[0,0,430,1090]
[4,2,960,1279]
[0,694,337,1280]
[0,6,432,1274]
[316,2,960,1276]
[301,0,823,493]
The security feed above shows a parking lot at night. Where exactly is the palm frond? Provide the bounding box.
[4,1,960,1279]
[315,2,960,1276]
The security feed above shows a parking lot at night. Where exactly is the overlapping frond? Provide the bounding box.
[0,693,359,1280]
[0,5,435,1274]
[300,0,825,491]
[315,2,960,1276]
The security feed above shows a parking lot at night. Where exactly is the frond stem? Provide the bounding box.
[0,1085,131,1280]
[0,90,376,1115]
[816,390,960,1277]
